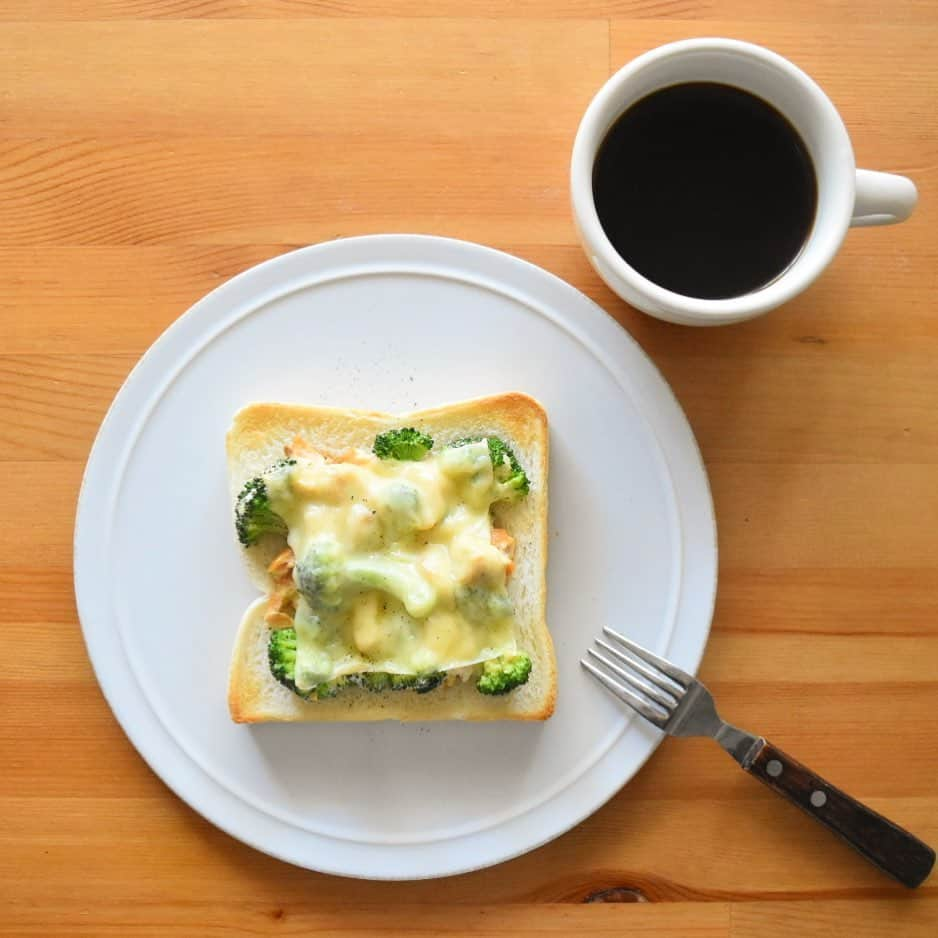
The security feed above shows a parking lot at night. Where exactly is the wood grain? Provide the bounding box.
[1,1,937,24]
[1,0,936,934]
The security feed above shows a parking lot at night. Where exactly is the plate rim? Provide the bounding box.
[74,234,717,879]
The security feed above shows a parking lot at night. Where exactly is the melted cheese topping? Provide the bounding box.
[266,441,516,691]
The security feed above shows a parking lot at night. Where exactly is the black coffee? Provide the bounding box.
[592,82,818,299]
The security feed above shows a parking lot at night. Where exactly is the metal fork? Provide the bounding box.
[583,626,935,888]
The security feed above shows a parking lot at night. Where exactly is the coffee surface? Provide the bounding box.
[592,82,818,299]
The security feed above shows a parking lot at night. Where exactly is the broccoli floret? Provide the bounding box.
[346,556,437,619]
[235,477,286,546]
[311,676,353,699]
[455,585,513,625]
[378,481,424,541]
[393,672,446,694]
[268,630,444,699]
[355,671,444,694]
[448,437,530,498]
[297,545,437,618]
[373,427,434,461]
[268,629,351,700]
[234,459,295,546]
[268,627,300,693]
[295,542,347,612]
[477,654,532,695]
[353,671,392,693]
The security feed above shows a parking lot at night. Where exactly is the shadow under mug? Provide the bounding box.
[571,38,918,327]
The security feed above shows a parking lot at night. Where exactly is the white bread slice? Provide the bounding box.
[226,393,554,722]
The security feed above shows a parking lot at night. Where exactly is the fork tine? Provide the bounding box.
[602,627,691,688]
[587,647,678,710]
[595,639,684,699]
[580,658,670,728]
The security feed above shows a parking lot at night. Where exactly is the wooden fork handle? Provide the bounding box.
[747,740,935,888]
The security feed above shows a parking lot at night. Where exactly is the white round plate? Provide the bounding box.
[75,234,716,880]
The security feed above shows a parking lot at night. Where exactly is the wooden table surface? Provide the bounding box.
[2,1,936,935]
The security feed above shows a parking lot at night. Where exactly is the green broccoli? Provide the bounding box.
[234,458,295,546]
[353,671,392,693]
[268,627,300,694]
[295,542,347,612]
[373,427,434,461]
[378,482,424,541]
[448,436,530,498]
[345,556,437,619]
[297,545,437,618]
[394,672,446,694]
[476,653,532,695]
[268,629,444,699]
[310,676,353,699]
[455,584,513,625]
[355,671,444,694]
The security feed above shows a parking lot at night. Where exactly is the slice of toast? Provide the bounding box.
[226,392,555,722]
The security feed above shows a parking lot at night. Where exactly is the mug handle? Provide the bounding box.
[851,169,918,227]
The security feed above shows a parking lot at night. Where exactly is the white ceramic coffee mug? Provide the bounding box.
[571,38,918,326]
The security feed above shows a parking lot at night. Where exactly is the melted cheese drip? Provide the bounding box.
[267,441,516,691]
